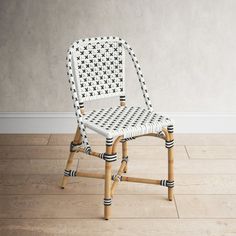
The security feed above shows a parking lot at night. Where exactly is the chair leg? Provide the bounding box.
[122,141,128,173]
[61,126,81,189]
[168,132,174,201]
[104,144,113,220]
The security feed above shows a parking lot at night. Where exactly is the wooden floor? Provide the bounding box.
[0,134,236,236]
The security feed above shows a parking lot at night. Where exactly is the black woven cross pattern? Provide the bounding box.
[75,40,124,101]
[84,106,172,138]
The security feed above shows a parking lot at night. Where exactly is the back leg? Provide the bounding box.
[61,126,82,189]
[167,131,174,201]
[163,126,174,201]
[122,141,128,173]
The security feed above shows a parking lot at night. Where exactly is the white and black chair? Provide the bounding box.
[61,36,174,220]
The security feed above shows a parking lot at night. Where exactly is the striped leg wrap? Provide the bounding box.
[70,141,82,152]
[165,140,174,149]
[106,137,113,146]
[160,180,174,188]
[84,146,91,155]
[120,137,136,143]
[121,156,128,164]
[112,174,122,182]
[64,169,77,177]
[167,125,174,133]
[104,198,112,206]
[99,153,117,162]
[79,102,84,109]
[120,95,126,102]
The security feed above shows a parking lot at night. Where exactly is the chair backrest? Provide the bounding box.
[66,36,153,152]
[68,37,125,102]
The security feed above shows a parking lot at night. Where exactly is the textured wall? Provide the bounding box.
[0,0,236,112]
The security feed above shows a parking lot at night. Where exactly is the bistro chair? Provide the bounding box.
[61,36,174,220]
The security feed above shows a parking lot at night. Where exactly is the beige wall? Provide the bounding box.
[0,0,236,113]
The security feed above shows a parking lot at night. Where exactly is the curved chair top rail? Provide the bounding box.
[66,36,153,151]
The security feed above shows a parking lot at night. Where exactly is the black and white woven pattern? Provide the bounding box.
[160,180,174,188]
[64,169,77,177]
[66,36,173,149]
[99,152,117,162]
[104,198,112,206]
[75,39,125,101]
[84,106,173,138]
[120,95,126,102]
[120,137,136,143]
[165,139,174,149]
[106,137,113,146]
[167,125,174,133]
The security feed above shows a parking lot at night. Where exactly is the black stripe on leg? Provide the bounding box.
[167,125,174,133]
[160,180,174,188]
[64,169,77,177]
[106,137,113,146]
[104,198,112,206]
[165,140,174,149]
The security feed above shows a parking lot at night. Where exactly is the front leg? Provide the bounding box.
[61,126,81,189]
[104,138,113,220]
[166,126,174,201]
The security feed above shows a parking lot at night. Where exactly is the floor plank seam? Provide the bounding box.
[184,145,191,159]
[46,134,52,145]
[173,195,180,219]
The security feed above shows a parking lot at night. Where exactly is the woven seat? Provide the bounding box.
[61,36,174,220]
[84,106,173,138]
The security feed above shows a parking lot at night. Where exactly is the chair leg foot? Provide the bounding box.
[104,206,111,220]
[168,192,173,201]
[123,163,128,173]
[168,188,173,201]
[61,153,74,189]
[61,176,68,189]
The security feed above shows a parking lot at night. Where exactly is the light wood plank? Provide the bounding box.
[48,134,104,146]
[48,134,75,146]
[1,219,236,236]
[175,195,236,218]
[48,134,236,146]
[0,145,187,160]
[0,134,50,146]
[0,146,68,159]
[175,134,236,146]
[1,174,236,195]
[175,174,236,194]
[0,195,177,219]
[1,159,236,175]
[186,146,236,159]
